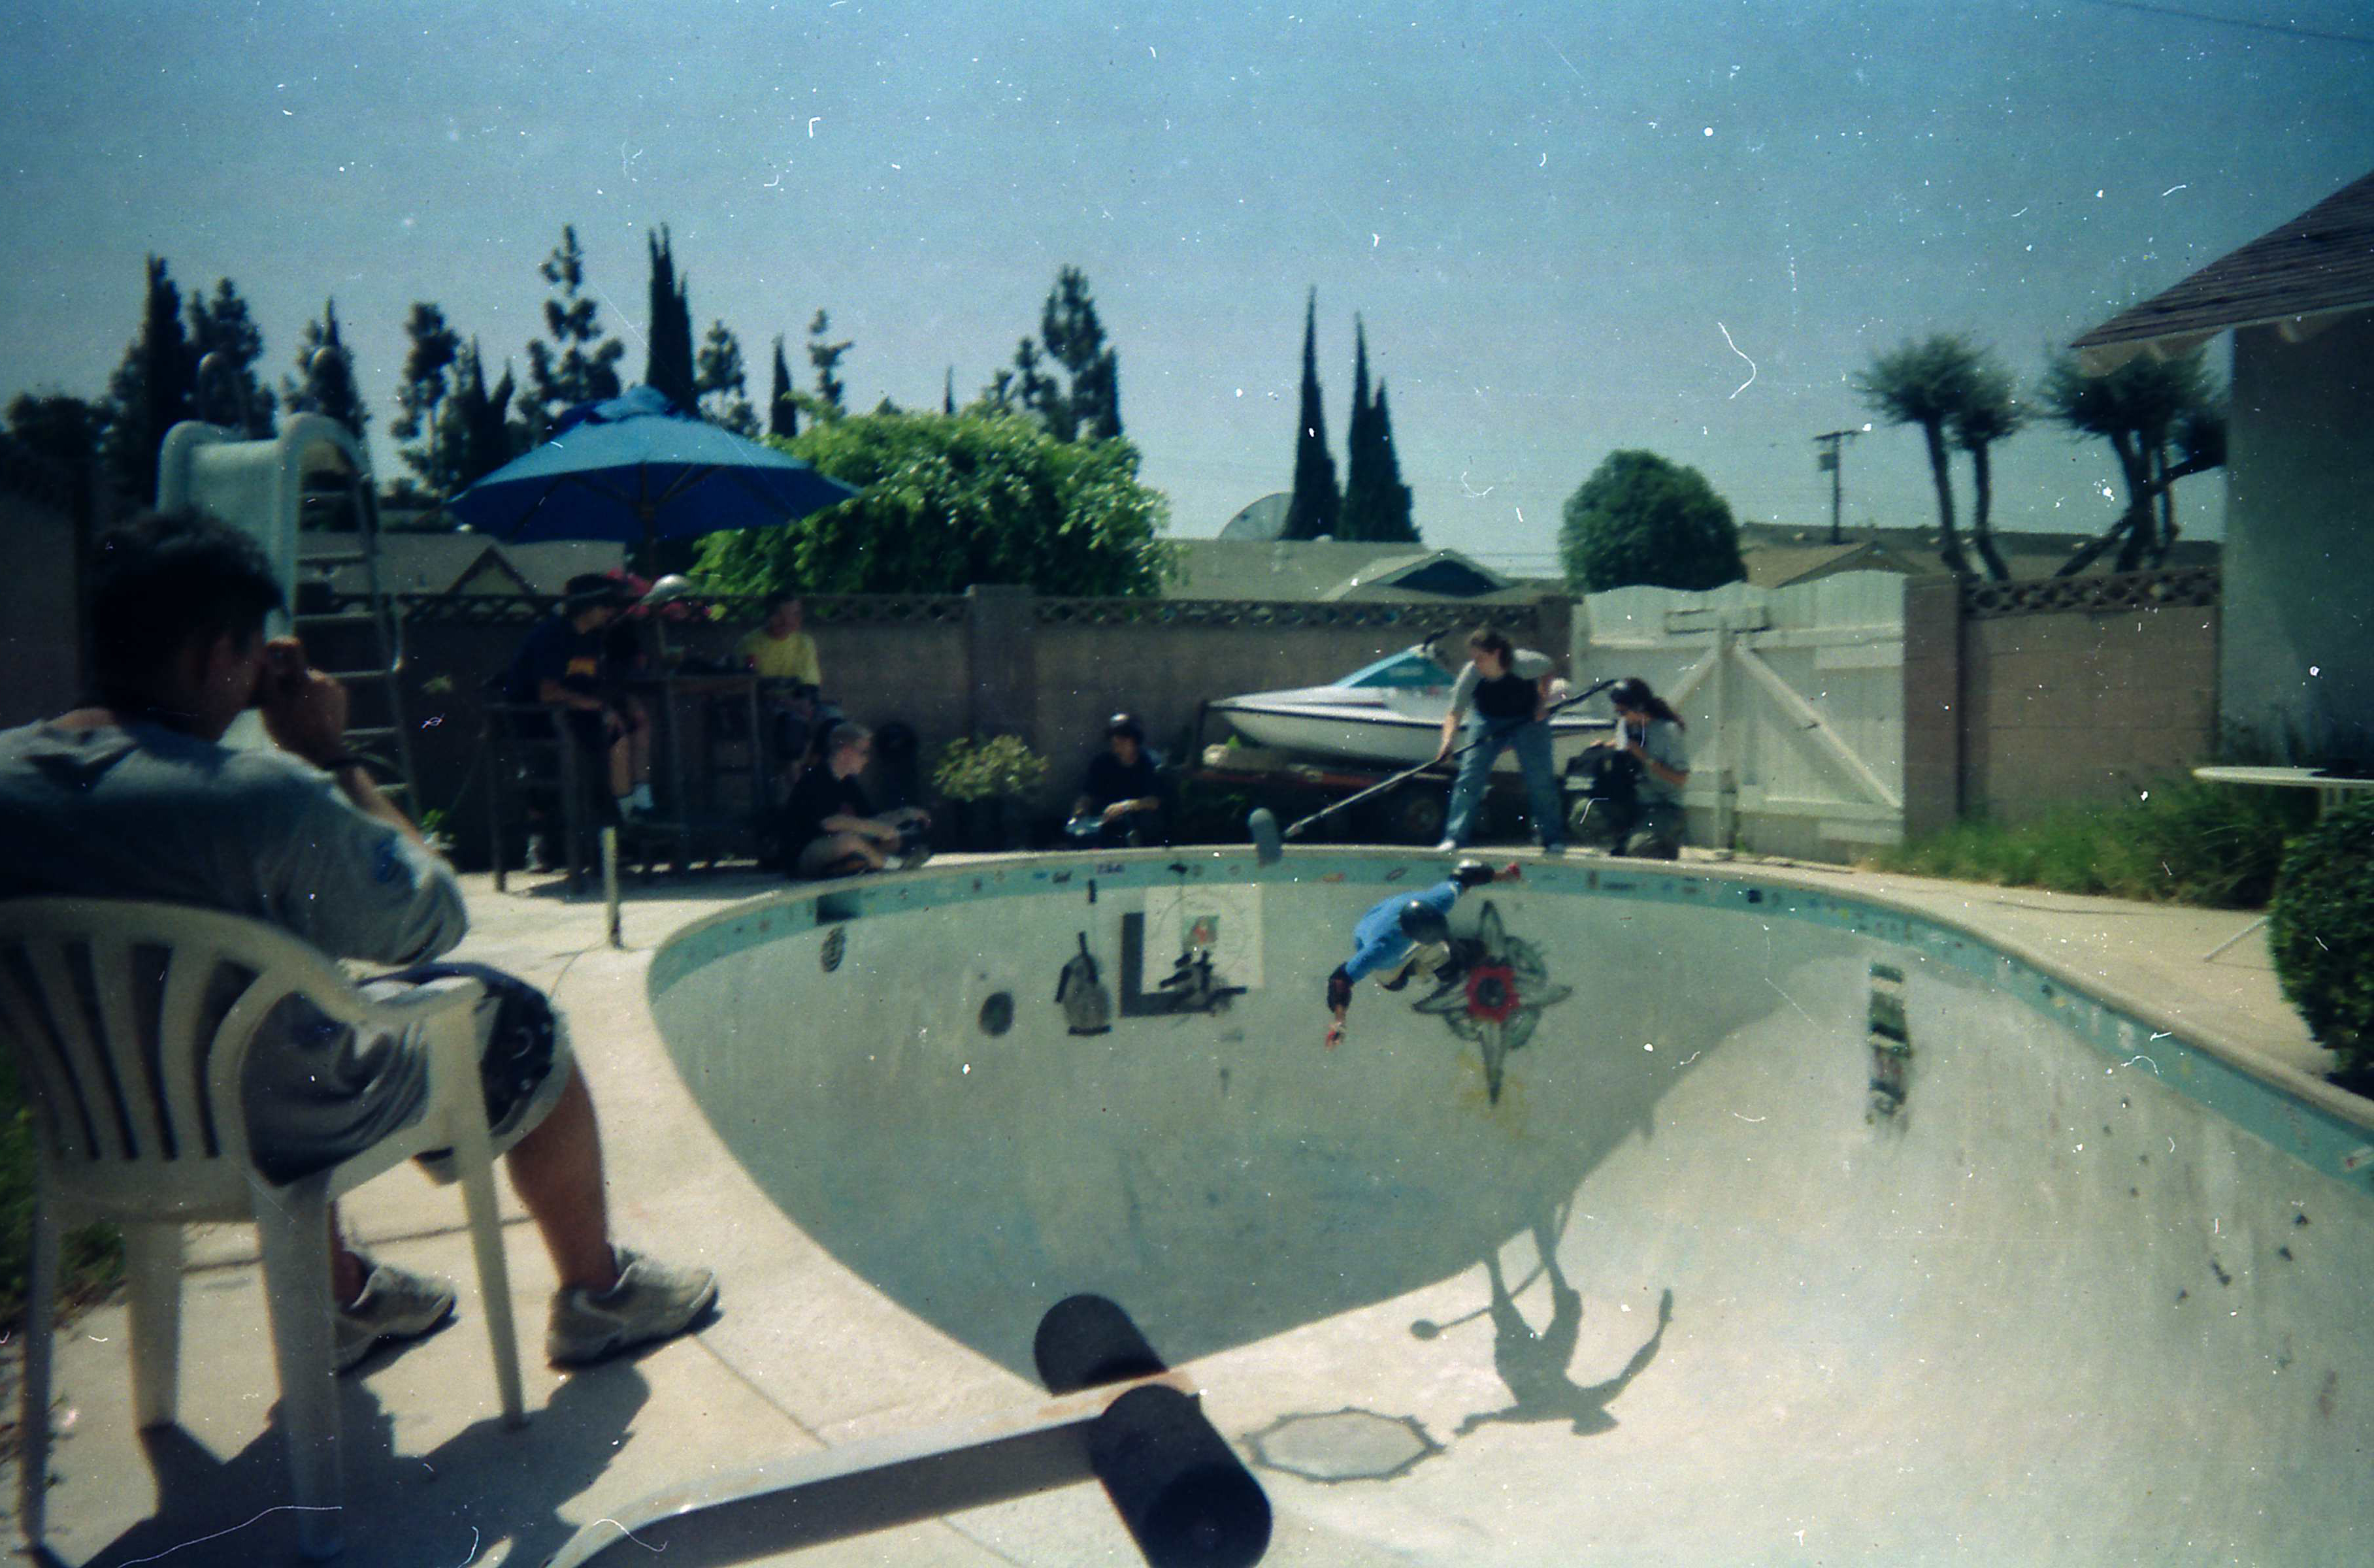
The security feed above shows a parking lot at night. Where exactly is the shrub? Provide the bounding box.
[932,734,1051,802]
[1559,449,1745,593]
[2268,798,2374,1078]
[1866,780,2309,907]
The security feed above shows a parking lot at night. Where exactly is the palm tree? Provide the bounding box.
[1949,355,2024,581]
[2039,349,2224,574]
[1855,335,1983,576]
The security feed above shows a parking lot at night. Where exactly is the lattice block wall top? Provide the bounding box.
[1962,566,2219,620]
[370,592,1544,634]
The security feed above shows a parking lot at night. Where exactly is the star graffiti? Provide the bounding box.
[1410,900,1573,1103]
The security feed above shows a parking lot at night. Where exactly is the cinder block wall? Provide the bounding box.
[1958,599,2219,822]
[395,592,1551,866]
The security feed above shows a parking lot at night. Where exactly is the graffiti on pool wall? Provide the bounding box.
[1408,901,1573,1104]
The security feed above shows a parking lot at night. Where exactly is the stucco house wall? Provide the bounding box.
[2220,310,2374,757]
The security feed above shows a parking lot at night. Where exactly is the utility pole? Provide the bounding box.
[1813,428,1861,544]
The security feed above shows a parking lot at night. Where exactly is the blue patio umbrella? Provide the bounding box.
[448,385,857,550]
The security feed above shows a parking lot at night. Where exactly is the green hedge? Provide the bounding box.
[2269,797,2374,1079]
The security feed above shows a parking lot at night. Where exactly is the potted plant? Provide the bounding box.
[932,734,1053,851]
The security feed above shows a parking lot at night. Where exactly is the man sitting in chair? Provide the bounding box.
[0,512,717,1369]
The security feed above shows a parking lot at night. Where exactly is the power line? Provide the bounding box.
[2077,0,2374,49]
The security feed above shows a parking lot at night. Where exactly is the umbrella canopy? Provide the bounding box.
[448,385,857,547]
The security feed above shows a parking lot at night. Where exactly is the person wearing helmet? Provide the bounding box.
[1324,858,1522,1047]
[1068,711,1167,847]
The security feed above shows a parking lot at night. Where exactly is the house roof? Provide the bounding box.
[1733,522,2218,583]
[305,531,624,597]
[2073,168,2374,370]
[1162,538,1533,602]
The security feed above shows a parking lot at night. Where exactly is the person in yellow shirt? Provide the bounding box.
[739,593,828,800]
[738,593,823,685]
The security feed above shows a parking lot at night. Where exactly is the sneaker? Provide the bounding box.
[1541,843,1566,858]
[547,1248,719,1366]
[892,845,934,872]
[527,834,561,874]
[335,1260,457,1373]
[1432,838,1460,854]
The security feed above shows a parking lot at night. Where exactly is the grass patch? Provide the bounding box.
[0,1049,124,1336]
[1864,779,2313,908]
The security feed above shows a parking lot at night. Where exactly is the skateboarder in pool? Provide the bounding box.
[1325,859,1522,1047]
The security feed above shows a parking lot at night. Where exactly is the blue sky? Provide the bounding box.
[4,0,2370,570]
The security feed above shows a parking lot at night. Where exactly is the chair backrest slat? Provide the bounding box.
[152,938,222,1162]
[21,940,137,1163]
[85,935,174,1162]
[0,939,101,1162]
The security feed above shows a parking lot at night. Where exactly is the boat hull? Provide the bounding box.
[1212,698,1609,771]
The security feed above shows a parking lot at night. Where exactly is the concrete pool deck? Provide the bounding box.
[6,849,2363,1567]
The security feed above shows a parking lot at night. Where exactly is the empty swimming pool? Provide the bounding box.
[649,850,2374,1565]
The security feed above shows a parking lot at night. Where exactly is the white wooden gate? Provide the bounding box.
[1576,573,1907,860]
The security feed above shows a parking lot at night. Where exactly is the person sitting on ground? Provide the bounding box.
[779,721,932,878]
[1067,711,1167,847]
[504,572,655,825]
[0,511,719,1367]
[737,592,829,799]
[1591,676,1690,859]
[1433,627,1568,857]
[1324,858,1522,1048]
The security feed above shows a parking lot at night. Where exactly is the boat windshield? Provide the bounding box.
[1337,645,1450,691]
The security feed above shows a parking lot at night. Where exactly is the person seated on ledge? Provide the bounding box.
[1066,711,1166,847]
[1324,858,1522,1049]
[1591,676,1690,859]
[504,572,656,824]
[0,511,719,1367]
[780,721,932,878]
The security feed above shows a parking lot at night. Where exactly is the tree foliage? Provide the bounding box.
[391,302,462,495]
[101,256,195,505]
[1340,317,1416,542]
[186,279,276,437]
[1559,449,1745,593]
[695,320,756,435]
[1856,333,1985,576]
[1280,289,1340,540]
[282,299,369,441]
[694,410,1170,598]
[1007,266,1121,442]
[523,225,624,440]
[2039,347,2224,574]
[805,309,851,417]
[768,335,798,438]
[643,227,697,414]
[4,393,105,522]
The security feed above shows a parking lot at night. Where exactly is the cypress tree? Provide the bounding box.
[1368,379,1417,542]
[1341,318,1379,540]
[1280,289,1340,540]
[769,335,798,437]
[806,309,851,416]
[644,227,696,412]
[101,255,195,505]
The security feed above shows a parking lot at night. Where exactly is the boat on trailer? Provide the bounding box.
[1208,645,1610,770]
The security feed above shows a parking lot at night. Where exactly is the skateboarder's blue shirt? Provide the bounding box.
[1343,879,1462,983]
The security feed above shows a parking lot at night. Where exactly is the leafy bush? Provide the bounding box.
[932,734,1051,802]
[2269,798,2374,1078]
[696,410,1172,597]
[1559,449,1745,593]
[1866,779,2310,907]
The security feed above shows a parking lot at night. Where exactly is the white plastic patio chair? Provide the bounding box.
[0,898,527,1561]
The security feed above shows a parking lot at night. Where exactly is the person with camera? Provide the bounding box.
[1587,676,1690,858]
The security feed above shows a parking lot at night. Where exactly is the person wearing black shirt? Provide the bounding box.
[781,721,931,877]
[504,574,653,821]
[1069,712,1166,847]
